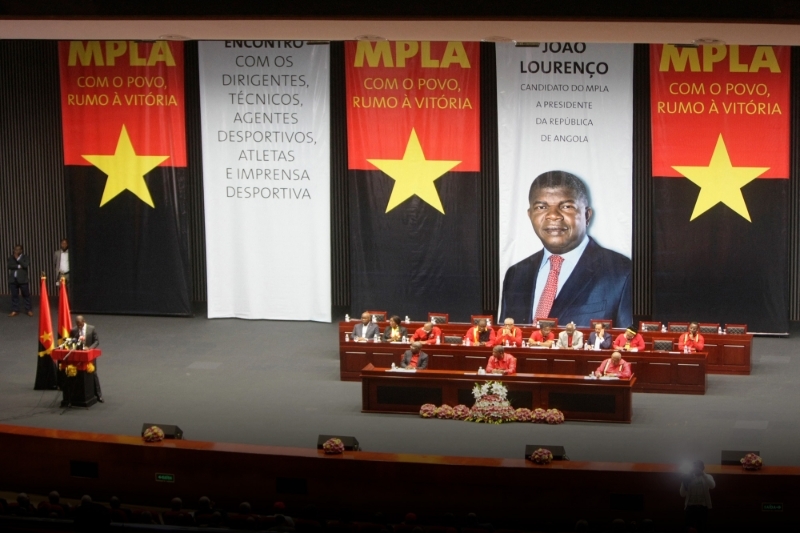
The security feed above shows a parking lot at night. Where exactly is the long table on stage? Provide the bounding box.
[339,320,751,375]
[342,342,706,394]
[361,365,636,423]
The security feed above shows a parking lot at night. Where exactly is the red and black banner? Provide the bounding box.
[346,41,481,321]
[650,44,790,332]
[59,41,191,315]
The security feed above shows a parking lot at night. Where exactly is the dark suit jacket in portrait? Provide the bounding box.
[400,350,429,369]
[500,238,631,327]
[70,324,100,349]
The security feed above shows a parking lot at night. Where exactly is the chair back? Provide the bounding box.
[444,335,462,344]
[366,310,388,322]
[428,313,449,324]
[668,322,689,333]
[725,324,748,334]
[639,321,662,332]
[698,323,719,334]
[535,317,558,328]
[590,318,612,329]
[653,339,674,351]
[470,315,493,325]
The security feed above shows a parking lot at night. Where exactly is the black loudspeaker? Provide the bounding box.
[525,444,567,460]
[721,449,759,465]
[318,434,360,451]
[142,423,184,440]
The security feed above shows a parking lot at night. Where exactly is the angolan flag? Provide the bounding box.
[650,44,790,333]
[59,41,191,315]
[345,41,482,321]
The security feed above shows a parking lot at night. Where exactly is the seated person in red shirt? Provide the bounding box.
[593,351,632,378]
[464,318,496,346]
[495,317,523,346]
[677,321,705,352]
[613,325,645,352]
[529,324,555,347]
[400,342,428,369]
[411,322,442,345]
[486,345,517,374]
[382,315,408,342]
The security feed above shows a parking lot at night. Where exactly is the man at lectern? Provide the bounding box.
[70,315,103,403]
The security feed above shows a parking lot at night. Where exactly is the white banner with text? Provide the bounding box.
[199,41,331,321]
[496,43,633,327]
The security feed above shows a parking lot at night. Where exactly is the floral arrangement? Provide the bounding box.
[86,363,96,374]
[466,381,516,424]
[64,364,78,377]
[436,404,455,419]
[545,409,565,424]
[142,426,165,443]
[514,408,533,422]
[530,448,553,465]
[322,438,345,455]
[452,405,470,420]
[420,404,437,418]
[533,408,547,423]
[741,453,763,470]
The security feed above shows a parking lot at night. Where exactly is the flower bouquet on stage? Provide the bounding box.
[467,381,517,424]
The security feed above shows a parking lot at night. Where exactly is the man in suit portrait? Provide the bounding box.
[500,170,631,327]
[70,315,103,403]
[352,311,379,341]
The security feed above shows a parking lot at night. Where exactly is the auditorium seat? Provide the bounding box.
[699,323,719,333]
[668,322,689,333]
[639,321,662,332]
[726,323,748,334]
[367,311,388,323]
[428,313,449,324]
[444,335,462,344]
[590,318,612,329]
[295,518,324,533]
[652,339,674,351]
[536,317,558,328]
[470,315,493,325]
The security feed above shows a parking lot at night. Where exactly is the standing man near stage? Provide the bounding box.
[352,311,379,341]
[54,239,70,288]
[70,315,103,403]
[8,244,33,317]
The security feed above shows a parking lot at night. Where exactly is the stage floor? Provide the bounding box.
[1,305,798,466]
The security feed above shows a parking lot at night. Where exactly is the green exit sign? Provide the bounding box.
[155,473,175,483]
[762,502,783,512]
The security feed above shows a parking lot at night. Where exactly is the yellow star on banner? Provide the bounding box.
[40,331,52,344]
[672,134,769,222]
[367,128,461,214]
[82,125,169,208]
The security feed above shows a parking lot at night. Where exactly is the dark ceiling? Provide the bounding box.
[2,0,800,21]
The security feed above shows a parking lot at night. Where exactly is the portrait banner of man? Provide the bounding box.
[495,43,634,326]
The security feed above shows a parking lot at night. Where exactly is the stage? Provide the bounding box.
[1,305,797,466]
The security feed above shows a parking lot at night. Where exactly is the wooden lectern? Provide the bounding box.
[52,349,102,407]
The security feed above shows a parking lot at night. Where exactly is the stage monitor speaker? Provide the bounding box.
[142,423,184,440]
[525,444,567,460]
[721,449,759,465]
[318,434,360,451]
